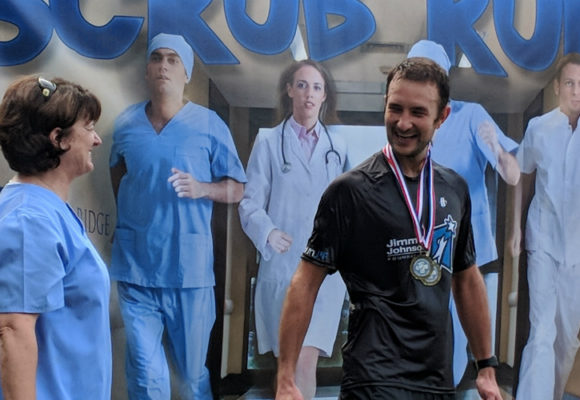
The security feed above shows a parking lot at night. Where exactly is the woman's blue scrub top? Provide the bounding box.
[0,183,112,400]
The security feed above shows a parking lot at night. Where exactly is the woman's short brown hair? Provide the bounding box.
[0,75,101,175]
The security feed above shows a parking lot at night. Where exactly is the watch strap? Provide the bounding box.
[474,355,499,371]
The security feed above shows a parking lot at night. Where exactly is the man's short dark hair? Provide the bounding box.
[386,58,450,116]
[554,52,580,83]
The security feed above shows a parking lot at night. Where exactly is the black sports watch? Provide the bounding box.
[474,355,499,372]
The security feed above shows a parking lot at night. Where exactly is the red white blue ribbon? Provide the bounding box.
[382,143,436,251]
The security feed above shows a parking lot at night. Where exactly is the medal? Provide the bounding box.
[410,252,441,286]
[410,253,434,280]
[421,261,442,286]
[383,144,439,286]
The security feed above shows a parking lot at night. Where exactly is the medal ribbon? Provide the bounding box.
[383,143,436,251]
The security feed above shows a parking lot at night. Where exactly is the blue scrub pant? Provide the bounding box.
[117,282,215,400]
[451,272,498,389]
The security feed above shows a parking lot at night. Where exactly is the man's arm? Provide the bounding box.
[452,265,502,400]
[507,172,535,257]
[276,260,328,400]
[477,120,520,185]
[168,168,244,203]
[0,313,39,400]
[496,149,520,186]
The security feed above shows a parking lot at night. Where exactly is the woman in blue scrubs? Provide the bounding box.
[0,76,111,400]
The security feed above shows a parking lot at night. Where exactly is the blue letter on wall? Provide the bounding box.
[148,0,238,64]
[51,0,143,59]
[564,0,580,55]
[0,0,52,66]
[303,0,375,61]
[494,0,561,71]
[224,0,299,55]
[428,0,506,76]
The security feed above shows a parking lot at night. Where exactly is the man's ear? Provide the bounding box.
[435,104,451,129]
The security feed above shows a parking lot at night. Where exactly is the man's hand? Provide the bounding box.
[168,168,206,199]
[268,229,293,254]
[477,121,501,159]
[475,367,503,399]
[275,381,304,400]
[506,228,522,258]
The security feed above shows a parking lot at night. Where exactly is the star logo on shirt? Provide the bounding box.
[444,215,457,234]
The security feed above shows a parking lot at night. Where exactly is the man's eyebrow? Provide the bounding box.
[151,49,179,57]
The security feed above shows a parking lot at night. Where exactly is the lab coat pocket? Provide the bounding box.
[179,233,215,286]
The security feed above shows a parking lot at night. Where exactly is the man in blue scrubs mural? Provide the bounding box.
[109,33,247,400]
[407,40,520,397]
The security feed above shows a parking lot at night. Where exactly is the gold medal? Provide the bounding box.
[421,261,442,286]
[410,253,434,281]
[384,144,440,287]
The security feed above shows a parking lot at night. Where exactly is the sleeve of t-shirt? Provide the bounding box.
[0,211,65,313]
[109,105,135,168]
[452,178,477,273]
[302,176,352,273]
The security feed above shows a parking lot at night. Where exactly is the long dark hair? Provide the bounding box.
[275,59,340,126]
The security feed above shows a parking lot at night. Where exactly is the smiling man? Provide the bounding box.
[275,58,502,400]
[109,33,246,400]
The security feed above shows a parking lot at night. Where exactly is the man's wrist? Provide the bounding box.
[474,355,499,372]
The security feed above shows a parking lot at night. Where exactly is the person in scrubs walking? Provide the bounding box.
[109,33,246,400]
[407,40,520,396]
[0,75,110,400]
[239,59,347,399]
[515,52,580,400]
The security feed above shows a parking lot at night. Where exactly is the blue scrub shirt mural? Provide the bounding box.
[1,1,579,399]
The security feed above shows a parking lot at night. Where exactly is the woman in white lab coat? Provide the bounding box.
[239,60,347,399]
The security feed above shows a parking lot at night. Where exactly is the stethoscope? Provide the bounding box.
[280,115,342,173]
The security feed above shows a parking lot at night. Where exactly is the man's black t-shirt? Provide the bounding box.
[303,151,475,394]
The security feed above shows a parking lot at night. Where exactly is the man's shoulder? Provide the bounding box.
[182,101,220,119]
[120,101,146,115]
[114,101,147,128]
[433,162,469,193]
[522,108,564,140]
[328,151,387,192]
[529,107,561,126]
[447,100,490,124]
